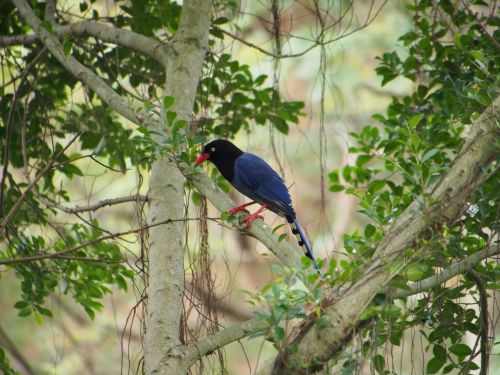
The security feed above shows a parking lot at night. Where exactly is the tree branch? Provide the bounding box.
[12,0,146,126]
[392,244,500,298]
[39,194,148,214]
[0,21,168,65]
[275,96,499,374]
[178,317,270,372]
[0,217,196,265]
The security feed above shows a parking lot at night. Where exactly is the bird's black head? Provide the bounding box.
[194,139,243,166]
[194,139,244,181]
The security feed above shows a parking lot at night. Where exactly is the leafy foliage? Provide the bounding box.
[245,264,322,351]
[198,53,304,136]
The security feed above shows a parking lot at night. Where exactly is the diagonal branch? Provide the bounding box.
[274,97,499,374]
[178,317,270,372]
[0,21,168,65]
[392,244,500,298]
[12,0,146,126]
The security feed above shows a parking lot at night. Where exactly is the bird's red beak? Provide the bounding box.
[194,153,209,165]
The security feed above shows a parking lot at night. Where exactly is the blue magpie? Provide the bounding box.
[195,139,321,273]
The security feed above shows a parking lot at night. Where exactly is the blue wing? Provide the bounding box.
[232,153,296,219]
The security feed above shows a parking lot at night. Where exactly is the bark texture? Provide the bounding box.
[144,0,212,374]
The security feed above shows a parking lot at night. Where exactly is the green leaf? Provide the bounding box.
[166,111,177,125]
[192,134,207,144]
[163,96,175,109]
[433,344,446,363]
[356,154,372,167]
[63,39,73,56]
[271,264,282,274]
[329,184,344,192]
[408,114,424,128]
[373,354,385,373]
[84,306,96,320]
[422,148,438,162]
[411,133,421,149]
[369,180,385,193]
[213,17,229,25]
[18,307,32,317]
[14,301,30,309]
[191,190,201,206]
[405,263,426,281]
[364,224,376,238]
[35,305,53,317]
[61,164,84,177]
[34,311,43,325]
[426,357,444,374]
[443,364,455,374]
[469,50,485,63]
[115,275,128,291]
[449,343,471,357]
[274,326,285,341]
[328,170,340,183]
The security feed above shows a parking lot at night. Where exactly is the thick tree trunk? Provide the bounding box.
[144,0,212,374]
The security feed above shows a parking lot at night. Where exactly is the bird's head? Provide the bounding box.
[194,139,243,166]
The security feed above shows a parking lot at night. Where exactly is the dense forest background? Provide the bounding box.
[0,0,498,374]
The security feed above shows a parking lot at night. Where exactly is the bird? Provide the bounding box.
[194,139,321,273]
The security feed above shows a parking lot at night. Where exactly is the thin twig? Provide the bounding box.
[391,244,500,298]
[40,195,148,214]
[0,217,203,265]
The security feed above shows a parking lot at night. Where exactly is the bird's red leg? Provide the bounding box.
[243,204,268,228]
[228,201,258,216]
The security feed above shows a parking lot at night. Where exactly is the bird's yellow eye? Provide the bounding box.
[211,147,215,152]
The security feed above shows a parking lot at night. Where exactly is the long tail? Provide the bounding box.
[289,219,322,275]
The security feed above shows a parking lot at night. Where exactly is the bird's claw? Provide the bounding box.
[243,213,264,228]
